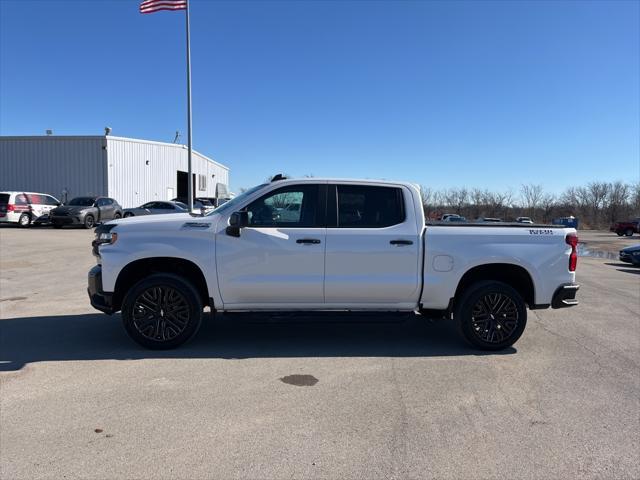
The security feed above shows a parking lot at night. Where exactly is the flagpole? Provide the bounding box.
[185,0,194,212]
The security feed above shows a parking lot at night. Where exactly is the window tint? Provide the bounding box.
[246,185,320,227]
[0,194,9,205]
[15,194,28,205]
[96,198,108,207]
[69,197,95,207]
[154,202,173,210]
[337,185,404,228]
[44,195,59,206]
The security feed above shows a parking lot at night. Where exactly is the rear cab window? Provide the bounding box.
[334,185,405,228]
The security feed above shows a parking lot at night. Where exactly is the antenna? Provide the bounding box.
[105,127,112,136]
[46,129,53,136]
[173,131,181,143]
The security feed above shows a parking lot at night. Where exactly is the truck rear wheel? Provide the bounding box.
[455,281,527,350]
[625,228,634,237]
[121,274,203,349]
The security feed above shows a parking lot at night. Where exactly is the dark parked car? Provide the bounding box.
[123,201,188,217]
[610,219,640,237]
[619,244,640,266]
[50,196,122,229]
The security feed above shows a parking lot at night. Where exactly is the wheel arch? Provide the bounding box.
[452,263,535,309]
[113,257,210,311]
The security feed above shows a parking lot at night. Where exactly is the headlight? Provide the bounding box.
[94,223,118,246]
[96,232,118,245]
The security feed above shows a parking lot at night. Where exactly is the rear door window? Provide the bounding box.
[336,185,405,228]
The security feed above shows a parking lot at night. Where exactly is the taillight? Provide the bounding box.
[7,204,15,212]
[566,232,578,272]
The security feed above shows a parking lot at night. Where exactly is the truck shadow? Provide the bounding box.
[0,312,515,372]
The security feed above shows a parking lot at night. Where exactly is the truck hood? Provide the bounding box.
[106,212,221,231]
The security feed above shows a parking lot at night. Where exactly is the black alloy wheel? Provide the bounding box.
[132,286,190,341]
[470,292,519,344]
[122,274,203,349]
[455,281,527,350]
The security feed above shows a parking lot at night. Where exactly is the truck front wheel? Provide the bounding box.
[121,274,203,349]
[455,281,527,350]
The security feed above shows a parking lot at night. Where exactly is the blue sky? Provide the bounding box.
[1,0,638,193]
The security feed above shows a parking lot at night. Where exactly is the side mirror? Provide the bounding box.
[226,211,249,237]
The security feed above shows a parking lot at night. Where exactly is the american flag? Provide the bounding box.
[139,0,187,14]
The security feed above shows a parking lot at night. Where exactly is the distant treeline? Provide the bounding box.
[420,181,640,229]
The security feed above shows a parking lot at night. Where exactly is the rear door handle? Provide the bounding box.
[390,240,413,246]
[296,238,321,244]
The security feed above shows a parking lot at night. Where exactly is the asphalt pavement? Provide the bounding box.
[1,226,638,479]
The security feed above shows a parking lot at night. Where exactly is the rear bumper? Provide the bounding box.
[551,284,580,309]
[87,265,115,314]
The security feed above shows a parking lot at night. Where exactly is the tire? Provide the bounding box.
[18,213,31,227]
[455,281,527,350]
[124,212,134,218]
[625,228,634,237]
[121,274,203,349]
[114,212,122,219]
[83,214,95,229]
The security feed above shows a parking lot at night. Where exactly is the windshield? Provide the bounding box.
[208,183,268,215]
[68,197,95,206]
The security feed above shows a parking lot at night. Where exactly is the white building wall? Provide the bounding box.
[105,136,229,208]
[0,136,107,201]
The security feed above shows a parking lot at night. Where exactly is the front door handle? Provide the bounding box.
[390,240,413,246]
[296,238,321,245]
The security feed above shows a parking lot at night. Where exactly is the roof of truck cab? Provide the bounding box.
[269,178,419,188]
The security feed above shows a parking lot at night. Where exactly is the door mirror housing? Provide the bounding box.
[226,211,249,237]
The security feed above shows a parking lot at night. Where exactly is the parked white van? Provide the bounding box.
[0,191,61,227]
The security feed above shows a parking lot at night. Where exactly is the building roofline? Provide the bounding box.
[0,134,228,170]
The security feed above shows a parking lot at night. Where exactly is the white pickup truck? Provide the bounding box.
[88,177,579,350]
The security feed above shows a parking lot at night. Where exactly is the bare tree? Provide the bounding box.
[606,181,630,223]
[520,184,544,216]
[444,188,469,214]
[539,193,557,223]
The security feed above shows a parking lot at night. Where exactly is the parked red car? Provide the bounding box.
[610,218,640,236]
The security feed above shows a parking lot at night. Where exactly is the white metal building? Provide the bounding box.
[0,135,230,207]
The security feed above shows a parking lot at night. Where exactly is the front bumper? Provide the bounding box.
[551,284,580,309]
[52,215,83,225]
[88,265,115,314]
